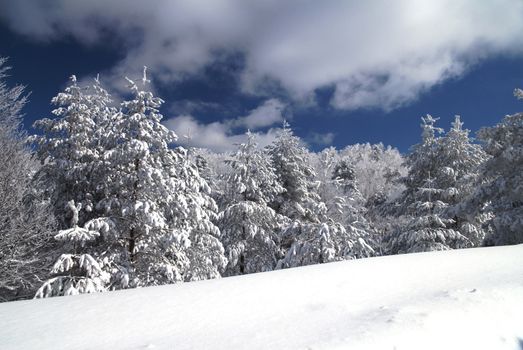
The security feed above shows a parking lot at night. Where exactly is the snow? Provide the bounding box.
[1,245,522,350]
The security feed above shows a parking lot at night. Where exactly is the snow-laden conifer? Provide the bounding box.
[466,89,523,245]
[97,68,226,287]
[399,115,443,210]
[386,116,472,253]
[267,121,319,221]
[33,68,226,296]
[387,174,468,254]
[32,74,115,227]
[32,74,117,297]
[34,200,109,297]
[217,132,285,275]
[273,134,374,269]
[438,116,489,246]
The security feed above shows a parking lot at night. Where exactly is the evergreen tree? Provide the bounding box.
[338,143,406,205]
[467,89,523,245]
[273,133,374,269]
[399,115,443,209]
[97,68,226,287]
[315,149,377,254]
[34,200,110,297]
[387,174,468,254]
[439,116,489,246]
[386,115,472,253]
[267,121,319,221]
[32,75,118,297]
[34,68,226,296]
[32,75,114,228]
[217,132,285,276]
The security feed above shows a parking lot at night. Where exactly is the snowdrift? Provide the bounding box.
[1,245,522,350]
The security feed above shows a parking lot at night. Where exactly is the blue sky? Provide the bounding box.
[1,1,523,153]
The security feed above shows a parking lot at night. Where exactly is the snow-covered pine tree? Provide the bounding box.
[98,68,226,287]
[190,147,231,210]
[217,132,285,276]
[267,121,319,221]
[170,147,227,282]
[317,148,376,258]
[32,74,115,227]
[398,115,443,210]
[34,200,110,297]
[271,128,374,269]
[439,116,489,246]
[467,89,523,245]
[32,75,116,297]
[385,115,470,254]
[387,174,468,254]
[330,157,378,255]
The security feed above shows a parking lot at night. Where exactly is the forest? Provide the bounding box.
[1,58,522,302]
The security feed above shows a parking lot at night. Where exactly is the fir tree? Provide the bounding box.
[32,75,115,297]
[274,137,375,269]
[387,174,468,254]
[386,115,471,253]
[97,68,226,287]
[217,132,285,275]
[34,68,226,296]
[399,114,443,210]
[439,116,489,246]
[467,89,523,245]
[267,121,319,221]
[32,75,114,227]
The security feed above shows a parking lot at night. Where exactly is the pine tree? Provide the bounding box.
[217,132,285,276]
[171,147,227,282]
[32,75,117,297]
[399,115,443,209]
[34,68,227,296]
[387,174,468,254]
[32,75,109,227]
[97,68,226,287]
[386,115,471,253]
[273,132,375,269]
[438,116,489,246]
[267,121,319,221]
[467,89,523,245]
[34,200,110,297]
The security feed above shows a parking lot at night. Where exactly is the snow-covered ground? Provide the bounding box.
[1,245,522,350]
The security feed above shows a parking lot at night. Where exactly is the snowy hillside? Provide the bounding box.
[1,245,522,350]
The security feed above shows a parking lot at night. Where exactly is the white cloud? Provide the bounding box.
[3,0,523,111]
[307,132,335,147]
[231,98,285,129]
[164,115,240,152]
[163,99,284,152]
[164,115,280,152]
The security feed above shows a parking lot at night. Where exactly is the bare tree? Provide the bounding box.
[0,58,56,301]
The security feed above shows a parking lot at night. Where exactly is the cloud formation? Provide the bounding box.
[307,132,336,147]
[2,0,523,111]
[163,98,285,152]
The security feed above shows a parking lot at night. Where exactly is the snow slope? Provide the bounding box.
[1,245,522,350]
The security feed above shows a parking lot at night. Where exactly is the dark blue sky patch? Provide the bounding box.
[2,20,523,153]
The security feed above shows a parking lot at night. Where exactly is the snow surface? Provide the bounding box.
[1,245,522,350]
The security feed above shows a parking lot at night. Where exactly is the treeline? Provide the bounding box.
[0,60,521,302]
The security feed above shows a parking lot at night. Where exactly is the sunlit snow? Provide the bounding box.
[1,245,522,350]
